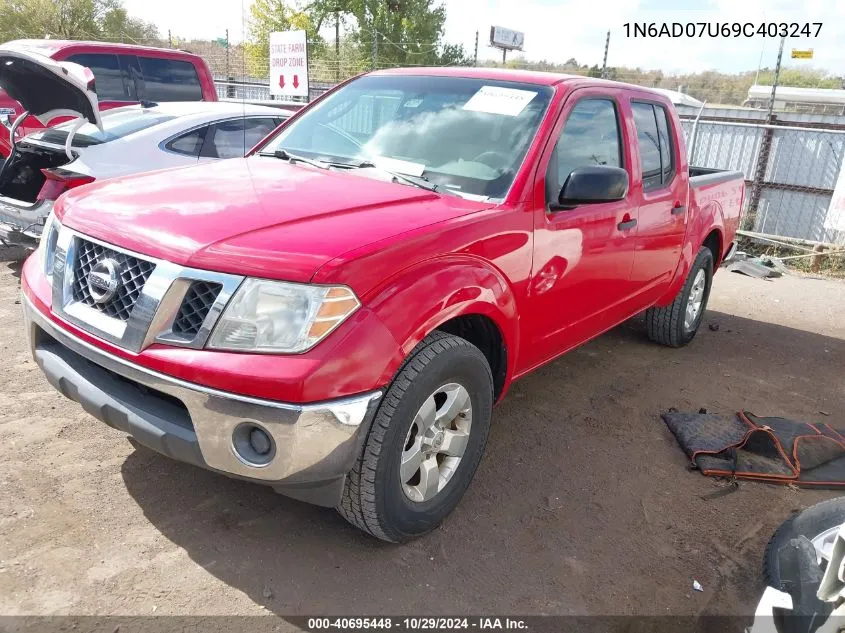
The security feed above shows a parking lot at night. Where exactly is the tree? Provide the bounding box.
[0,0,159,44]
[244,0,322,77]
[437,43,471,67]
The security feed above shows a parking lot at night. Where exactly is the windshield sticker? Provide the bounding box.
[463,86,538,117]
[403,98,423,108]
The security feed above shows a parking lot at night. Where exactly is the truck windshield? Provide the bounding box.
[259,75,553,200]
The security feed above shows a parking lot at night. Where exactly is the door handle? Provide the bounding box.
[617,219,637,231]
[671,204,686,216]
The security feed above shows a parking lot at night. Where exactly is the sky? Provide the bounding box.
[121,0,845,76]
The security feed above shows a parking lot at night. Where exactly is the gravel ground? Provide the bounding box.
[1,246,844,624]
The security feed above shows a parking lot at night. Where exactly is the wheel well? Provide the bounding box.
[703,230,723,267]
[436,314,507,401]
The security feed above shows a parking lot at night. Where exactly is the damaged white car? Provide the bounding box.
[0,43,291,247]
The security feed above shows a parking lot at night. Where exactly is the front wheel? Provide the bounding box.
[338,332,493,542]
[646,246,714,347]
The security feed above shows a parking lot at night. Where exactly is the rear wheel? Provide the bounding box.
[646,246,714,347]
[338,332,493,542]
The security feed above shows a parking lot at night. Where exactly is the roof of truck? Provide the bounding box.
[371,67,670,97]
[4,39,202,59]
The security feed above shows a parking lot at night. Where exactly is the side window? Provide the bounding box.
[138,58,202,102]
[654,105,675,184]
[548,98,622,198]
[165,127,207,157]
[632,102,672,191]
[200,118,279,159]
[66,54,130,101]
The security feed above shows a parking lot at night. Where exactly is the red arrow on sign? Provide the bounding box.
[293,75,299,89]
[278,75,285,89]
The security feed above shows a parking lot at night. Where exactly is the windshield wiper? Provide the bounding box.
[260,149,331,170]
[348,161,439,193]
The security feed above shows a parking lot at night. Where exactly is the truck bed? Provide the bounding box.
[688,166,746,261]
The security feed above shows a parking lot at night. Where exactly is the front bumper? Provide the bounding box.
[22,294,382,507]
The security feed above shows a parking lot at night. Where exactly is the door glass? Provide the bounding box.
[654,105,675,183]
[138,58,202,101]
[67,53,130,101]
[631,102,663,190]
[548,99,622,199]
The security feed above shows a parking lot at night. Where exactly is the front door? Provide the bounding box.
[522,89,638,371]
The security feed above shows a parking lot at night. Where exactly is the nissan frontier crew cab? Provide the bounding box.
[21,67,744,542]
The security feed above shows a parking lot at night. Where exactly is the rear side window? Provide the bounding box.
[200,118,280,159]
[27,109,175,147]
[66,53,131,101]
[138,58,202,102]
[166,128,206,157]
[632,101,675,190]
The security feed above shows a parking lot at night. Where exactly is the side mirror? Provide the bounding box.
[552,166,629,210]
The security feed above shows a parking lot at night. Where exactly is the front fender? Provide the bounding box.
[364,255,520,391]
[657,199,725,306]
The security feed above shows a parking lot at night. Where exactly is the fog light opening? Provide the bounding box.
[232,422,276,467]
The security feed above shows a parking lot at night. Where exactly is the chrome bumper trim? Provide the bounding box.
[50,225,245,353]
[23,293,382,485]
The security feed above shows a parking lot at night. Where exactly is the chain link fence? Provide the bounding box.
[681,117,845,246]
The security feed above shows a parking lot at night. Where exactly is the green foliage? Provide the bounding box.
[0,0,159,44]
[244,0,323,77]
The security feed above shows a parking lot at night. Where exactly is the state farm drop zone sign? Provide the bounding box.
[269,30,310,98]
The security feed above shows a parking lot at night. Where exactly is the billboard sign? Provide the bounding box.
[490,26,525,51]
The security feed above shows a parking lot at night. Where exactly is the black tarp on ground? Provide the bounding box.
[662,411,845,487]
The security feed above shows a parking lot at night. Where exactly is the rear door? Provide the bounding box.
[627,99,687,301]
[523,87,639,369]
[136,57,203,102]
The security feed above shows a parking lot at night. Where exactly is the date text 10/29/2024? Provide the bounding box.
[623,22,822,38]
[305,618,529,631]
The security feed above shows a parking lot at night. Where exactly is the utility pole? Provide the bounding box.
[335,7,340,81]
[371,1,379,70]
[767,35,785,120]
[225,28,230,82]
[473,30,478,66]
[601,30,610,79]
[168,29,172,48]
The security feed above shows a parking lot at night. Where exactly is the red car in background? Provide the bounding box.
[0,39,218,156]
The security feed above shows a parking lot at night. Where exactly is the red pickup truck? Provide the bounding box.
[0,39,218,156]
[21,67,744,542]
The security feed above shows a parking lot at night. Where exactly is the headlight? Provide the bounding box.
[207,279,360,353]
[38,209,60,277]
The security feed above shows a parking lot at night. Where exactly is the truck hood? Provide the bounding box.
[58,158,490,282]
[0,43,101,128]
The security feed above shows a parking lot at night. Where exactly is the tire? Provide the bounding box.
[764,497,845,589]
[646,246,714,347]
[338,331,494,542]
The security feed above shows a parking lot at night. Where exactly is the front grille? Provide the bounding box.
[171,281,222,338]
[71,239,156,321]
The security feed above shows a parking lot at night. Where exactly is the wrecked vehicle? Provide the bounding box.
[22,68,744,541]
[0,44,292,248]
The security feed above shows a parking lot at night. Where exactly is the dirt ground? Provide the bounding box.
[1,245,844,623]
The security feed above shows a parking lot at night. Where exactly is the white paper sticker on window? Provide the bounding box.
[463,86,538,117]
[403,98,423,108]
